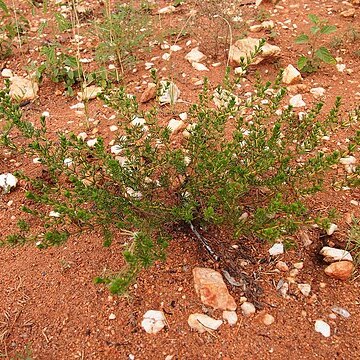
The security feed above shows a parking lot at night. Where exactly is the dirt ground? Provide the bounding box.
[0,0,360,359]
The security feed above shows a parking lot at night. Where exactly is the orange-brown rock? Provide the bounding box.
[193,267,237,311]
[324,261,354,281]
[140,83,156,103]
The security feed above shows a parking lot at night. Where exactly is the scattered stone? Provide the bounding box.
[263,313,275,325]
[331,306,350,318]
[49,211,60,218]
[326,223,338,236]
[140,83,156,103]
[229,38,281,65]
[249,25,263,33]
[1,68,13,78]
[336,64,346,72]
[298,283,311,296]
[111,145,122,155]
[240,302,256,316]
[159,81,180,105]
[310,87,326,99]
[299,230,312,247]
[0,173,18,193]
[269,243,284,256]
[77,132,87,141]
[179,112,187,121]
[222,310,238,326]
[261,20,275,30]
[340,8,356,17]
[78,85,102,100]
[131,116,146,127]
[324,261,354,281]
[141,310,166,334]
[158,5,176,14]
[339,156,356,165]
[63,158,73,167]
[109,313,116,320]
[314,320,331,337]
[293,262,304,269]
[289,94,306,108]
[167,119,184,134]
[9,76,39,101]
[170,44,182,52]
[185,47,207,63]
[192,62,209,71]
[70,102,85,110]
[276,261,289,272]
[289,268,299,277]
[320,246,353,263]
[193,267,237,311]
[282,64,302,85]
[86,138,98,147]
[277,280,289,298]
[188,313,222,333]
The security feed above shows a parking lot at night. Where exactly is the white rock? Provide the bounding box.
[141,310,166,334]
[33,157,42,164]
[9,76,39,101]
[49,211,61,218]
[158,5,176,14]
[188,313,222,333]
[162,53,171,61]
[249,25,263,32]
[336,64,346,72]
[320,246,353,263]
[77,132,87,141]
[159,81,180,105]
[192,62,209,71]
[315,320,331,337]
[326,223,338,236]
[298,283,311,296]
[109,313,116,320]
[86,138,98,147]
[241,302,256,316]
[170,45,182,52]
[263,313,275,325]
[339,156,356,165]
[1,68,13,78]
[0,173,18,193]
[222,311,238,326]
[282,64,302,85]
[63,158,73,167]
[229,38,281,65]
[131,116,146,127]
[42,111,50,117]
[289,94,306,108]
[70,102,85,110]
[185,47,207,63]
[111,145,122,155]
[126,187,142,199]
[167,119,184,134]
[179,112,187,121]
[109,125,118,132]
[331,306,350,318]
[269,243,284,256]
[310,87,326,99]
[261,20,274,29]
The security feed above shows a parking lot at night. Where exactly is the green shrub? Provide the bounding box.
[0,71,359,293]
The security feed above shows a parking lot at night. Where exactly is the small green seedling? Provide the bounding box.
[295,14,337,73]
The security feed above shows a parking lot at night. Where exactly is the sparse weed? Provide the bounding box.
[295,14,337,73]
